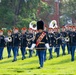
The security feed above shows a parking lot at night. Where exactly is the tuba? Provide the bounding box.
[29,21,37,30]
[49,20,58,28]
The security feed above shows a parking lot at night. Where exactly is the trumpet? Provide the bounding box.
[65,36,70,42]
[7,37,12,42]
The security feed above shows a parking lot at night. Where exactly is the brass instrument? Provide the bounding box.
[7,36,12,42]
[29,21,37,30]
[5,36,12,42]
[65,36,70,42]
[49,20,58,28]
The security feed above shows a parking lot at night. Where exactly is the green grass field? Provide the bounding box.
[0,47,76,75]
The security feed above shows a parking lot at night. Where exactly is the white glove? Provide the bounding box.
[26,47,30,50]
[45,43,50,49]
[30,44,36,50]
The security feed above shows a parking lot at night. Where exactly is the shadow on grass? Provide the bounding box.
[16,70,24,73]
[0,60,12,64]
[20,60,38,66]
[13,67,39,73]
[50,58,71,65]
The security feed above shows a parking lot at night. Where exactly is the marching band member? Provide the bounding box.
[44,25,48,61]
[12,27,20,62]
[0,30,5,60]
[54,28,62,57]
[27,28,33,58]
[61,26,66,55]
[7,30,12,58]
[48,28,54,59]
[24,27,28,55]
[65,26,72,54]
[20,27,27,60]
[30,20,50,68]
[70,26,76,61]
[34,30,38,56]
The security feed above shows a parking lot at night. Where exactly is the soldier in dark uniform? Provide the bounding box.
[35,30,39,56]
[12,28,20,62]
[0,30,5,60]
[24,27,28,55]
[65,26,72,54]
[43,25,49,61]
[70,26,76,61]
[61,26,66,55]
[48,28,54,59]
[7,30,12,58]
[54,28,62,57]
[27,28,33,58]
[30,20,50,68]
[20,27,27,60]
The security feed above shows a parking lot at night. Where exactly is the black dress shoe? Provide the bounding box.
[37,66,43,69]
[49,56,53,60]
[57,55,59,57]
[8,56,11,58]
[22,57,24,60]
[12,59,17,62]
[8,56,10,58]
[62,53,66,56]
[0,57,3,60]
[71,59,74,62]
[22,56,26,60]
[0,58,2,60]
[37,67,41,69]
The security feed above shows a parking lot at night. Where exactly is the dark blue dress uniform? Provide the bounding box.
[0,35,5,60]
[61,31,66,55]
[34,32,48,68]
[12,33,20,62]
[54,32,62,57]
[27,33,33,58]
[7,35,12,58]
[43,31,49,61]
[25,32,28,54]
[20,33,27,60]
[48,33,55,59]
[65,31,71,54]
[30,20,50,68]
[69,31,76,61]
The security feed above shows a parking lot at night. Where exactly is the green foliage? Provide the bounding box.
[16,16,32,28]
[0,0,54,28]
[0,0,40,28]
[60,0,76,20]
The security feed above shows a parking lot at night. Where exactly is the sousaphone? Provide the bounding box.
[29,21,37,30]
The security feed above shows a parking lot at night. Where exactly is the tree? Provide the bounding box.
[60,0,76,24]
[0,0,40,28]
[37,0,54,23]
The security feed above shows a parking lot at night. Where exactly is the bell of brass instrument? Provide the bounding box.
[65,36,70,42]
[7,37,12,42]
[29,21,37,30]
